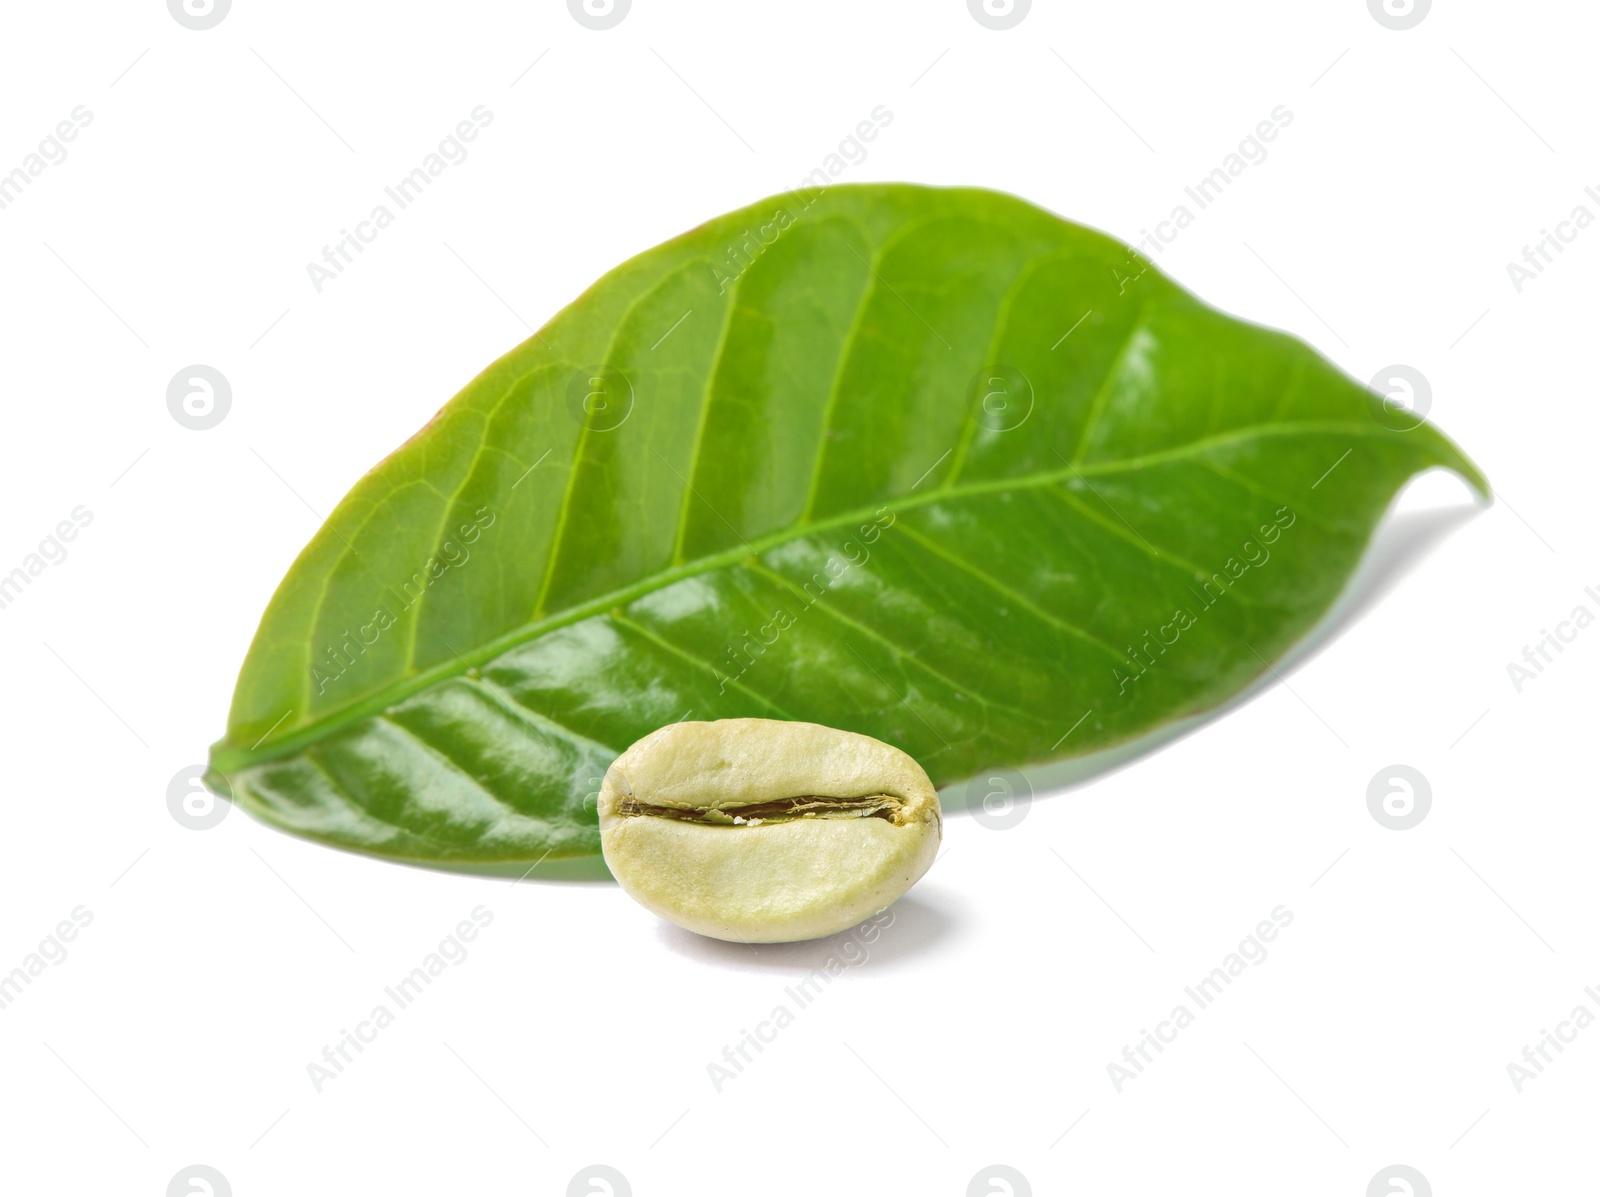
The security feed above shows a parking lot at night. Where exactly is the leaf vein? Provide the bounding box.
[893,521,1129,664]
[746,560,1049,726]
[609,612,795,718]
[1051,485,1209,578]
[670,271,745,562]
[799,231,883,522]
[943,254,1061,487]
[1068,300,1149,465]
[532,260,712,618]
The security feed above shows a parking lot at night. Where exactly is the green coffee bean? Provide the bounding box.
[598,719,941,943]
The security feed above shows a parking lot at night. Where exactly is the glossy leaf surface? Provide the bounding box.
[207,185,1485,864]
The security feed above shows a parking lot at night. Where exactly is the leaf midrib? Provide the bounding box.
[213,419,1403,774]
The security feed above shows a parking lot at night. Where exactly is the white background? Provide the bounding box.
[0,1,1594,1194]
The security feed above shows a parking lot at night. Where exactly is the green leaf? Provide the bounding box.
[207,184,1485,865]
